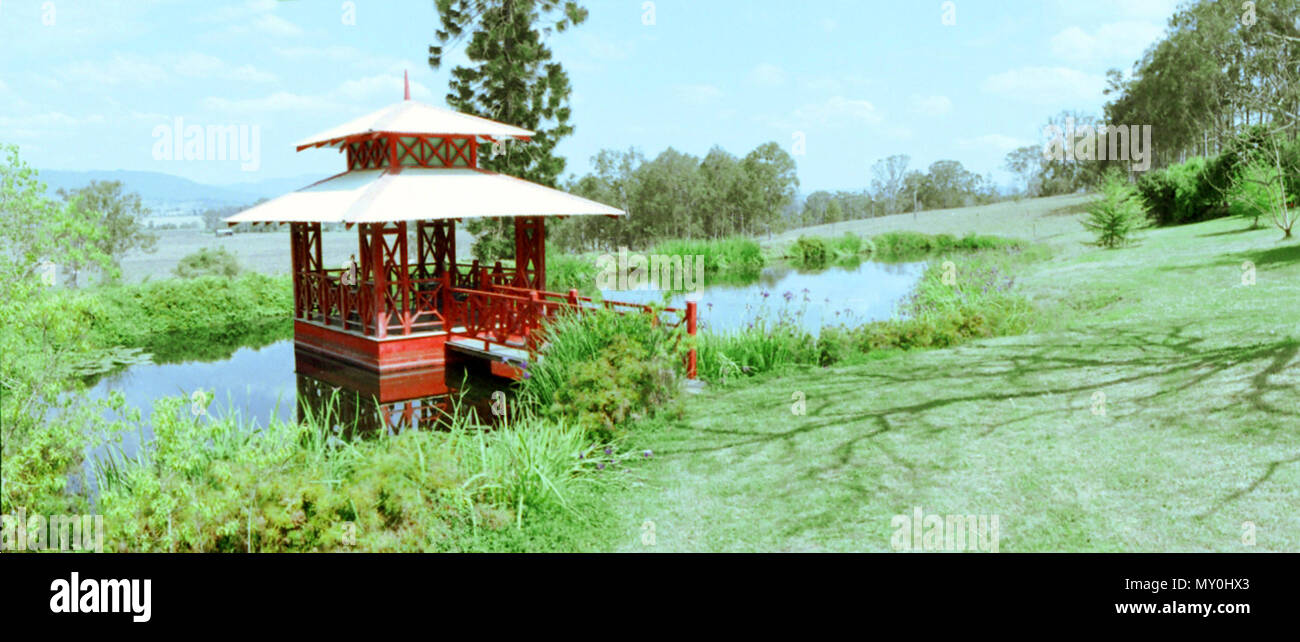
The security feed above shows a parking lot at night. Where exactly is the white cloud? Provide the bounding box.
[202,91,323,114]
[748,63,786,87]
[776,95,883,129]
[200,73,434,114]
[1049,22,1164,65]
[250,13,303,38]
[60,53,277,87]
[200,0,303,39]
[0,112,106,140]
[62,54,168,86]
[981,66,1106,104]
[912,94,953,117]
[674,84,723,105]
[173,53,276,83]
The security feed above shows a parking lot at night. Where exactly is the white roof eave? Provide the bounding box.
[223,168,625,225]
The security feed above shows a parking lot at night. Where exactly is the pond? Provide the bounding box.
[83,340,506,460]
[80,258,928,470]
[600,259,927,334]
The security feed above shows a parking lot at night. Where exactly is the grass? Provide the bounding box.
[92,389,625,552]
[648,236,764,276]
[594,210,1300,552]
[63,272,293,361]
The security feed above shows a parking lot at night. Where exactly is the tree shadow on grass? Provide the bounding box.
[1155,240,1300,273]
[1239,242,1300,268]
[667,325,1300,541]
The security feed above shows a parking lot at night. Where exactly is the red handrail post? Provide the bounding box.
[439,270,453,328]
[527,290,541,351]
[567,288,579,307]
[686,300,698,380]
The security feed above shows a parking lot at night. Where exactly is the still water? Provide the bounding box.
[601,260,927,334]
[84,259,927,451]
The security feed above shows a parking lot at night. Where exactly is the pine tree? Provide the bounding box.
[429,0,588,261]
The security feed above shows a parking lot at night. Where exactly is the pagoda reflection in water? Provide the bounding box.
[294,348,507,436]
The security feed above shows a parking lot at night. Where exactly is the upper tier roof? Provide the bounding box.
[295,100,535,150]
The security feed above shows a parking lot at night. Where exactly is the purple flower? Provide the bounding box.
[604,447,612,455]
[643,450,653,458]
[761,291,770,299]
[578,452,585,459]
[597,462,605,470]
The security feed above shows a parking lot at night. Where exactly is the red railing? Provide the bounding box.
[296,263,699,379]
[441,270,699,379]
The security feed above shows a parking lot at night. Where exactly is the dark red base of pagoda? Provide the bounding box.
[292,318,530,403]
[293,320,449,374]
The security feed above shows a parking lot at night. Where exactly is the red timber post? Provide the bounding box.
[290,223,304,318]
[686,300,698,380]
[439,270,453,328]
[527,290,542,351]
[370,223,388,339]
[513,216,546,290]
[395,221,411,335]
[311,222,325,325]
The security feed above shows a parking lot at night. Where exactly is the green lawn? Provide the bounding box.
[603,209,1299,552]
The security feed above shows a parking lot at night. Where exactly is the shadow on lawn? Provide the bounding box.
[1159,240,1300,272]
[666,324,1300,530]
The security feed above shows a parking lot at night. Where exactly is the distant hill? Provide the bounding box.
[37,169,321,214]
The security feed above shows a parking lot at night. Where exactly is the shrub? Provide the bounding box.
[1229,160,1284,227]
[1082,173,1145,248]
[829,232,863,258]
[520,308,684,439]
[790,235,830,268]
[1136,169,1177,225]
[65,272,293,353]
[1167,157,1214,224]
[173,246,242,279]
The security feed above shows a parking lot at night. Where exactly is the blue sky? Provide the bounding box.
[0,0,1180,192]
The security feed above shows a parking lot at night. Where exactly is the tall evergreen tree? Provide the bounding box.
[429,0,588,260]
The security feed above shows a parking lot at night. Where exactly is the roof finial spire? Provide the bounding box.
[404,70,410,101]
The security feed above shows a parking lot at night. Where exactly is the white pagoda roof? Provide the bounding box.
[296,100,535,150]
[224,168,624,224]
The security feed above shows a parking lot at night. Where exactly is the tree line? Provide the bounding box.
[1003,0,1298,197]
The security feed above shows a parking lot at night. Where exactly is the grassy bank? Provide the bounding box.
[597,213,1300,552]
[783,230,1024,268]
[61,273,293,362]
[93,392,631,552]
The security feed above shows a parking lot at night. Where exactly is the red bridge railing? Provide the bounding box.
[438,270,699,379]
